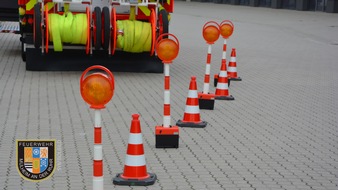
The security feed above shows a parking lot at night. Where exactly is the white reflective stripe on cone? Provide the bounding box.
[125,155,146,166]
[94,144,103,160]
[230,57,236,62]
[216,83,228,90]
[128,133,143,145]
[185,105,200,114]
[188,90,198,98]
[219,71,227,77]
[93,176,104,190]
[228,67,237,72]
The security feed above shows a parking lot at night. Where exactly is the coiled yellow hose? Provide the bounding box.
[48,12,88,52]
[116,20,152,53]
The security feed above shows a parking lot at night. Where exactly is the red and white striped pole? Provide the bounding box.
[80,65,115,190]
[219,20,235,85]
[198,21,220,110]
[93,110,103,190]
[202,44,212,95]
[221,39,227,67]
[155,33,180,148]
[163,63,171,128]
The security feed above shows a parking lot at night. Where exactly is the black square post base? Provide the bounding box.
[113,173,157,186]
[199,98,215,110]
[155,126,179,148]
[198,93,215,110]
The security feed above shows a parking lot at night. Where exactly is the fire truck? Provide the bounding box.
[0,0,173,72]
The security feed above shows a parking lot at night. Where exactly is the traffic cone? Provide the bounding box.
[177,76,207,128]
[228,48,242,81]
[113,114,156,186]
[215,61,234,100]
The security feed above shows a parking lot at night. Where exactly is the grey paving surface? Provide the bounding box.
[1,1,338,190]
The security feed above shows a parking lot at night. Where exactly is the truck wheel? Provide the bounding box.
[101,7,110,50]
[34,3,42,49]
[110,7,117,55]
[93,7,102,50]
[158,9,169,38]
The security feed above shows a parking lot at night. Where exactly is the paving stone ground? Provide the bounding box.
[1,1,338,190]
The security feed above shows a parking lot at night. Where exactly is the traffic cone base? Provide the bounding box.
[198,92,215,110]
[215,94,235,100]
[229,77,242,81]
[177,120,207,128]
[155,126,179,148]
[113,173,157,186]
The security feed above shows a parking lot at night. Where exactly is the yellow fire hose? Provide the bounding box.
[116,20,152,53]
[48,12,88,51]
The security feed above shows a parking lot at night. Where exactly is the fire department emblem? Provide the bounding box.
[16,140,56,182]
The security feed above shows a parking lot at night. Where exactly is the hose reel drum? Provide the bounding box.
[33,0,170,57]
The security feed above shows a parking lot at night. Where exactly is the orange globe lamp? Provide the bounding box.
[219,20,234,39]
[202,21,220,44]
[156,33,179,63]
[80,65,115,109]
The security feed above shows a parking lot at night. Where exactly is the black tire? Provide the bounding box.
[158,9,169,38]
[101,7,110,50]
[93,7,102,50]
[21,39,26,62]
[34,3,42,49]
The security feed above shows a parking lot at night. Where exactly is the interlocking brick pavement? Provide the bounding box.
[1,1,338,190]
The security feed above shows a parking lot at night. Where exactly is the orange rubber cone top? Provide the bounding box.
[189,76,197,91]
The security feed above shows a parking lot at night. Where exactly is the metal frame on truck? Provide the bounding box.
[1,0,174,72]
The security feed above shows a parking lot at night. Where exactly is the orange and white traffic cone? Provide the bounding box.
[113,114,156,186]
[177,76,207,128]
[228,48,242,81]
[215,61,234,100]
